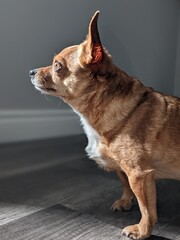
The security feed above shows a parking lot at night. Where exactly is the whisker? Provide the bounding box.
[44,95,51,102]
[56,100,62,110]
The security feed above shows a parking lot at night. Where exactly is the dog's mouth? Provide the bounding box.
[31,78,56,93]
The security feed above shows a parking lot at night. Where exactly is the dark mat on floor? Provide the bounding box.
[0,204,122,240]
[0,203,175,240]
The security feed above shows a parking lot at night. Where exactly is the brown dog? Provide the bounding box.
[29,11,180,239]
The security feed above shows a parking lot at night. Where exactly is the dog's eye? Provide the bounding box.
[54,61,62,72]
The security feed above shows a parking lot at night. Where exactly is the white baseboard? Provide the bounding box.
[0,109,83,144]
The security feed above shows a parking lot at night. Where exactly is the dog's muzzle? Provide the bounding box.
[29,69,37,77]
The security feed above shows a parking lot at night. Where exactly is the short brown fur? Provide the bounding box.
[30,11,180,239]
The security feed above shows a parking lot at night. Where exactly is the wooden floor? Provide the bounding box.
[0,135,179,240]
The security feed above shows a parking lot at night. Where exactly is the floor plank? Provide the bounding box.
[0,136,179,239]
[0,204,122,240]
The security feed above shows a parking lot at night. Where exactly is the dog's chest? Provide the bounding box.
[78,115,107,167]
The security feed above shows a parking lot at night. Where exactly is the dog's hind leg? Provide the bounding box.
[111,171,134,211]
[122,169,157,240]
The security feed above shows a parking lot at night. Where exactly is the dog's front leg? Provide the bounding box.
[122,169,157,240]
[111,171,134,211]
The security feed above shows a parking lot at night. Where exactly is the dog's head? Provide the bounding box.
[30,11,115,106]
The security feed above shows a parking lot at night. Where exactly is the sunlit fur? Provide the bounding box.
[30,11,180,240]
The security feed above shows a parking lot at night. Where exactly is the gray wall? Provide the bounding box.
[0,0,179,111]
[174,7,180,97]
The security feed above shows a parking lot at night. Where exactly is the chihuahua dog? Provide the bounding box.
[30,11,180,240]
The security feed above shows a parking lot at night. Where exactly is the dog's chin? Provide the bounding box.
[35,85,56,95]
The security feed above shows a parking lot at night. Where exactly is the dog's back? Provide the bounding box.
[150,93,180,179]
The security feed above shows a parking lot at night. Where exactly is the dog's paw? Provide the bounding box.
[111,198,132,211]
[122,224,150,240]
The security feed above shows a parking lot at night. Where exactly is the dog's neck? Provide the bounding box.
[67,58,148,141]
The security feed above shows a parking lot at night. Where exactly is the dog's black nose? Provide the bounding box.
[29,69,37,77]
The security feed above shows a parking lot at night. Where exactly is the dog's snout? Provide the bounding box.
[29,69,37,77]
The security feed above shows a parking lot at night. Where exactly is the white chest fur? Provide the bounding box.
[80,116,100,159]
[73,109,107,167]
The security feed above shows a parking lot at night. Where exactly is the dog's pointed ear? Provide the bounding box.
[81,11,103,66]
